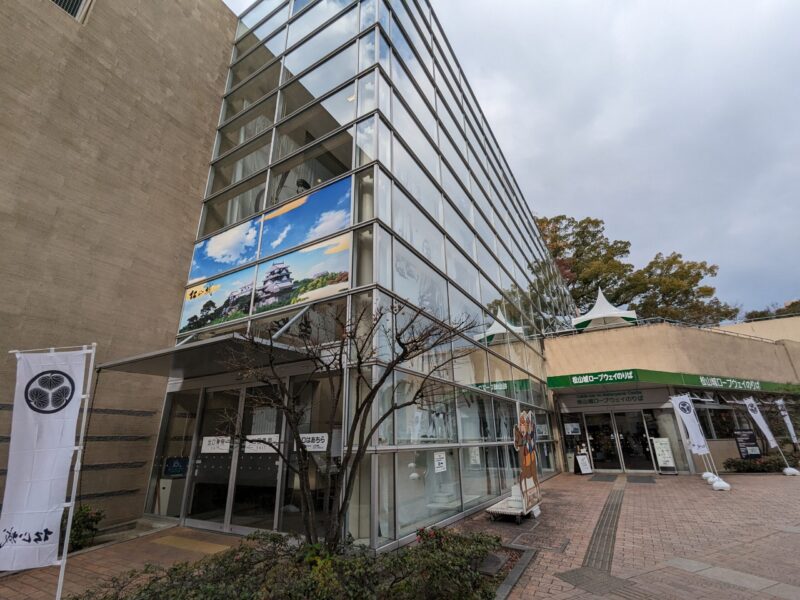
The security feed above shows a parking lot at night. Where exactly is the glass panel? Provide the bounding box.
[395,374,456,444]
[443,201,474,260]
[391,95,438,180]
[237,0,285,38]
[347,456,371,544]
[355,116,378,166]
[229,28,285,89]
[357,71,377,117]
[355,167,374,222]
[497,443,519,492]
[210,132,272,193]
[283,7,358,81]
[708,408,737,439]
[360,0,376,30]
[217,94,277,157]
[273,84,357,161]
[585,413,621,470]
[224,62,282,122]
[459,446,499,510]
[445,241,479,301]
[391,59,436,137]
[279,376,343,535]
[391,139,441,222]
[452,336,489,389]
[613,411,654,471]
[190,216,261,283]
[396,448,461,536]
[187,388,240,523]
[354,227,373,285]
[457,389,495,442]
[231,387,283,528]
[377,452,394,543]
[180,266,257,334]
[375,224,392,288]
[147,391,198,517]
[260,174,352,258]
[358,29,377,70]
[288,0,351,48]
[392,187,444,270]
[494,399,517,442]
[267,128,354,206]
[253,234,350,314]
[279,43,358,119]
[234,6,287,59]
[201,178,266,236]
[392,240,447,319]
[643,409,689,472]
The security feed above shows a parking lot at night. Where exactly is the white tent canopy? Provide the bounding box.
[572,288,637,331]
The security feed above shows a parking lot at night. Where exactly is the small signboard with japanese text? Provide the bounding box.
[652,438,677,474]
[201,436,231,454]
[434,451,447,473]
[734,429,762,459]
[575,454,593,474]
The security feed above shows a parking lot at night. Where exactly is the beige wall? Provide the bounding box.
[546,323,800,386]
[717,316,800,343]
[0,0,236,524]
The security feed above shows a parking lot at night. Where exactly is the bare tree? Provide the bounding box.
[224,298,477,551]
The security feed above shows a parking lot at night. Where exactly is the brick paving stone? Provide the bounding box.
[459,473,800,599]
[0,527,237,599]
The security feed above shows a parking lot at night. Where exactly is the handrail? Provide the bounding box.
[536,317,779,344]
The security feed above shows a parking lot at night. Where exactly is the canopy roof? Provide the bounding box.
[571,289,637,331]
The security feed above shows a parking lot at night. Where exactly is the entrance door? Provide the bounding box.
[186,387,241,527]
[584,413,621,470]
[613,411,655,471]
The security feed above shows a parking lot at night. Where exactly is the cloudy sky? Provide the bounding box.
[225,0,799,312]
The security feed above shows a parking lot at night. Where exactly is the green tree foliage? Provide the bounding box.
[535,215,635,312]
[535,215,739,325]
[744,299,800,320]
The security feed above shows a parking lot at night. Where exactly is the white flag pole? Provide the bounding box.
[55,343,97,600]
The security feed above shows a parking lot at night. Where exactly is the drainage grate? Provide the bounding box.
[627,475,655,484]
[583,488,625,572]
[590,474,618,482]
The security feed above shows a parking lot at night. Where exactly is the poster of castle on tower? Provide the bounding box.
[253,233,350,315]
[179,266,258,333]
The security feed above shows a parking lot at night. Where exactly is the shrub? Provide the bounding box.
[724,453,799,473]
[70,529,501,600]
[61,505,105,552]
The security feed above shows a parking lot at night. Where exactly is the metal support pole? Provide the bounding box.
[56,343,97,600]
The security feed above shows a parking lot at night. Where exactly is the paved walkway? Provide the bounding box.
[456,473,800,599]
[3,474,800,599]
[0,527,237,599]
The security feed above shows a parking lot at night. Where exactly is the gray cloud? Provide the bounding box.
[434,0,800,312]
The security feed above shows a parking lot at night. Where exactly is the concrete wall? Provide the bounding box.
[0,0,236,524]
[717,316,800,343]
[546,323,799,386]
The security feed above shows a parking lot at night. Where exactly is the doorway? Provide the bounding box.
[180,384,284,533]
[583,411,656,472]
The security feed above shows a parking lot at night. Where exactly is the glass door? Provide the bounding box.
[584,413,621,470]
[230,386,284,531]
[613,411,655,471]
[186,388,241,527]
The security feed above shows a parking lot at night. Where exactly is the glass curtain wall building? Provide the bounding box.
[145,0,574,549]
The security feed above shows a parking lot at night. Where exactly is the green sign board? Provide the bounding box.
[548,368,800,395]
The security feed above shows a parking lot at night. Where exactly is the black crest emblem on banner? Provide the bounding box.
[678,400,692,414]
[747,403,759,415]
[24,370,75,414]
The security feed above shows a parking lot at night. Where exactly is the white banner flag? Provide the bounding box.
[774,399,798,445]
[670,395,710,455]
[743,397,778,449]
[0,351,87,571]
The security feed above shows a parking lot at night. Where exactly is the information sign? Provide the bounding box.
[734,429,762,459]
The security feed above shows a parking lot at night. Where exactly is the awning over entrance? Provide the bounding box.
[97,333,308,379]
